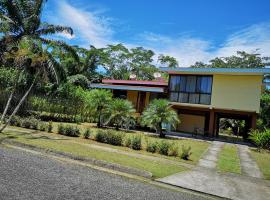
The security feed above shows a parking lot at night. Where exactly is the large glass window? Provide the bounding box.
[169,75,212,105]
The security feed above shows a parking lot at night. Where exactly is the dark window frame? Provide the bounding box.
[169,74,213,105]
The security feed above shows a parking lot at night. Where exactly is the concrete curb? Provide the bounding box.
[3,140,152,179]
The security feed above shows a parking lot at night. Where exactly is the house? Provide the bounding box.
[91,68,270,137]
[90,79,168,114]
[160,67,270,137]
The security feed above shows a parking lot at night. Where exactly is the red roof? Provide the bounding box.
[102,79,168,86]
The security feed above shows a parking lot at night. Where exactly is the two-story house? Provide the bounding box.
[161,67,270,137]
[91,68,270,138]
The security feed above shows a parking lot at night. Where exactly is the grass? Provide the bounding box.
[250,149,270,180]
[2,130,186,178]
[217,144,241,174]
[50,122,209,164]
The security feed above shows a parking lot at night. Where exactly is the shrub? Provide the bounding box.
[31,118,40,130]
[39,122,48,131]
[168,143,179,157]
[48,121,53,133]
[158,140,170,155]
[9,116,22,127]
[131,135,142,150]
[106,130,124,146]
[83,129,91,139]
[249,129,270,150]
[180,145,192,160]
[146,140,158,153]
[22,118,32,129]
[64,125,81,137]
[94,130,124,146]
[58,124,65,135]
[124,136,132,147]
[95,130,107,143]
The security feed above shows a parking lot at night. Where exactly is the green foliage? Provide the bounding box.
[106,99,135,129]
[146,140,158,153]
[158,140,170,155]
[180,145,192,160]
[94,129,124,146]
[57,125,80,137]
[131,135,142,150]
[48,121,53,133]
[141,99,179,137]
[249,129,270,150]
[124,136,132,147]
[22,117,40,129]
[158,54,179,68]
[260,93,270,128]
[67,74,90,89]
[83,129,91,139]
[9,116,23,127]
[39,122,48,131]
[168,143,179,157]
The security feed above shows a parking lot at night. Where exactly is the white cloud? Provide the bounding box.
[49,0,114,47]
[139,23,270,67]
[46,1,270,67]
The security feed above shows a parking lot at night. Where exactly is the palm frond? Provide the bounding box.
[36,24,73,36]
[38,37,79,62]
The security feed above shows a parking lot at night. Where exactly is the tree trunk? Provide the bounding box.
[157,122,165,138]
[97,110,102,128]
[0,77,36,133]
[0,90,15,125]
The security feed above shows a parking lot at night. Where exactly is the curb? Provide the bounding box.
[3,140,152,179]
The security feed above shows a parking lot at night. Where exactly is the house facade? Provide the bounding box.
[91,68,270,137]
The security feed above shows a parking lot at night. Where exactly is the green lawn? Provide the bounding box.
[217,144,241,174]
[2,130,186,178]
[250,149,270,180]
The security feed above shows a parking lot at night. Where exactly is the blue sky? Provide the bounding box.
[43,0,270,67]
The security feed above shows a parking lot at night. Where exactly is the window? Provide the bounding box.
[169,75,212,105]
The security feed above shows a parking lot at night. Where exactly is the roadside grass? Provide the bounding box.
[217,144,241,174]
[250,149,270,180]
[3,130,186,178]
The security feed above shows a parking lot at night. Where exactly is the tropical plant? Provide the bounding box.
[249,129,270,150]
[106,99,135,130]
[0,0,76,132]
[180,145,192,160]
[141,99,179,138]
[87,89,112,128]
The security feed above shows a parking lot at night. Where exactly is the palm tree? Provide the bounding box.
[0,0,76,132]
[0,0,76,57]
[106,99,135,130]
[88,89,112,128]
[0,39,61,132]
[141,99,179,138]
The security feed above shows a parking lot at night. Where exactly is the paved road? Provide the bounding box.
[0,146,209,200]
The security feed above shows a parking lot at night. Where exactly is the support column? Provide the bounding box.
[208,110,215,137]
[251,113,257,130]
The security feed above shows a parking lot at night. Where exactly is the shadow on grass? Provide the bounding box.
[25,135,69,141]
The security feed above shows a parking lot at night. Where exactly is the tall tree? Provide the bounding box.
[158,54,179,68]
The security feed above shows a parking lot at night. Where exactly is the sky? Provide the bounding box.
[43,0,270,67]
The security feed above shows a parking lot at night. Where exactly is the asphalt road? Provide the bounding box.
[0,146,210,200]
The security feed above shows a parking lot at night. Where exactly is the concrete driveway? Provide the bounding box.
[157,141,270,200]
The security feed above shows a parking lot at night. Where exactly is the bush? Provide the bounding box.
[124,136,132,147]
[39,122,48,131]
[9,116,22,127]
[58,124,65,135]
[180,145,192,160]
[64,125,81,137]
[94,130,124,146]
[131,135,142,150]
[249,129,270,150]
[168,143,179,157]
[31,118,39,130]
[95,130,107,143]
[22,118,32,129]
[146,140,158,153]
[83,129,91,139]
[48,121,53,133]
[158,140,170,155]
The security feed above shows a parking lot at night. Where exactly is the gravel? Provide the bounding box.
[0,146,209,200]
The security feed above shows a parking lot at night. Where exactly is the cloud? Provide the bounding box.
[45,1,270,67]
[138,23,270,67]
[47,0,114,47]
